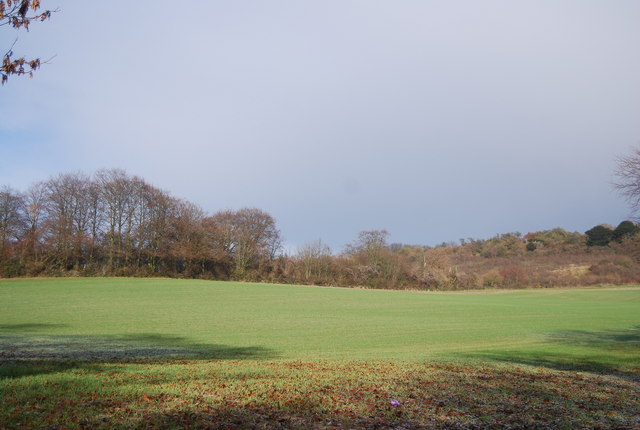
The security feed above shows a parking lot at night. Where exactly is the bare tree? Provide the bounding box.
[345,230,389,266]
[296,239,332,282]
[342,230,408,288]
[21,181,48,261]
[167,199,207,276]
[615,147,640,217]
[0,186,24,251]
[126,181,168,270]
[44,172,94,269]
[139,185,175,272]
[95,169,138,268]
[207,208,281,279]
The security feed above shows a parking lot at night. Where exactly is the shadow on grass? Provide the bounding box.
[463,326,640,380]
[76,373,639,430]
[4,358,640,429]
[0,330,277,379]
[93,405,410,430]
[547,325,640,349]
[0,323,68,332]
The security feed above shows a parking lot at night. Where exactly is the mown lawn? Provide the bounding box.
[1,278,639,428]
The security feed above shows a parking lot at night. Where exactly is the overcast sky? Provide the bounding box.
[1,1,639,251]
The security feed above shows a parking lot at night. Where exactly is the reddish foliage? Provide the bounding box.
[1,0,54,84]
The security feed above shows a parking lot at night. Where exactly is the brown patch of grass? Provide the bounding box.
[551,264,591,277]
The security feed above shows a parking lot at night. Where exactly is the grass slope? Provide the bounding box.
[1,278,639,428]
[1,278,639,365]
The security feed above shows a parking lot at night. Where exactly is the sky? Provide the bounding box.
[1,1,639,252]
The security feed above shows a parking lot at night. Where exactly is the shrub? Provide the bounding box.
[612,221,639,243]
[481,270,504,288]
[499,266,528,288]
[0,261,24,277]
[585,225,614,247]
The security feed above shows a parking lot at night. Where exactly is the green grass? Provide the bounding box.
[1,278,639,428]
[1,278,639,366]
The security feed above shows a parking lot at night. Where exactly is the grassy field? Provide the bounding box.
[1,278,639,428]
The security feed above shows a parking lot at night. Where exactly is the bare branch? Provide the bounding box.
[614,146,640,216]
[1,1,57,84]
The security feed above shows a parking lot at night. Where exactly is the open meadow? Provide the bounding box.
[1,278,639,428]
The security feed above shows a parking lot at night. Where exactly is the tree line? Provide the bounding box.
[2,169,640,289]
[0,169,280,279]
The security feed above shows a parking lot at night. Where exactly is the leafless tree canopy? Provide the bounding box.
[614,147,640,216]
[0,169,284,279]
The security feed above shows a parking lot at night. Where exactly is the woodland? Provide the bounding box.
[1,168,639,290]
